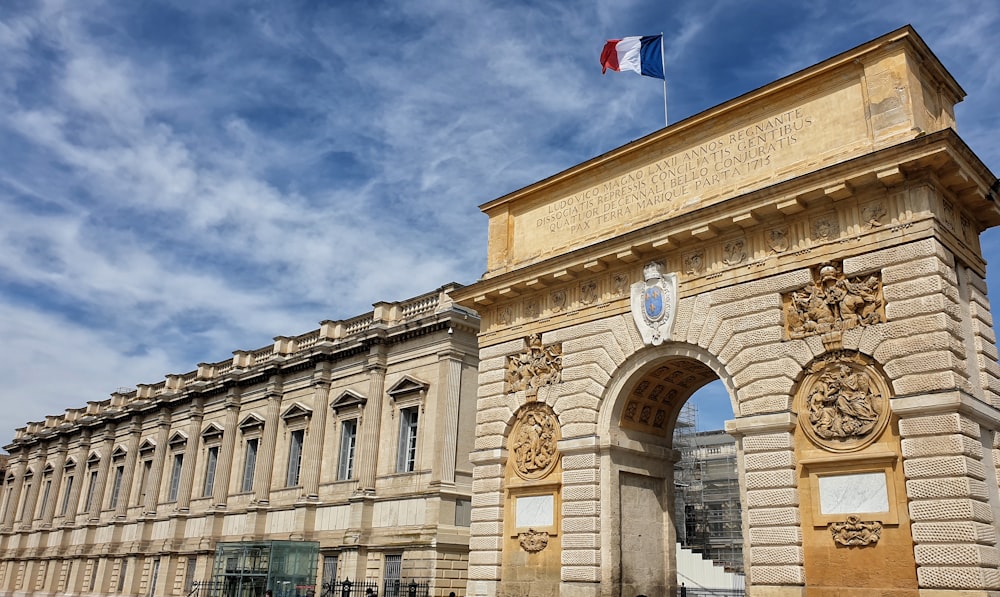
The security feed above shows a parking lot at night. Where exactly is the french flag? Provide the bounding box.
[600,35,664,80]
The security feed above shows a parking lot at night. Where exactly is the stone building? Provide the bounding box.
[0,285,480,597]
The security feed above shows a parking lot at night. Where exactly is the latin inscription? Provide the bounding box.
[534,109,813,235]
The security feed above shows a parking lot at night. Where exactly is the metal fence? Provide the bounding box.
[680,588,745,597]
[381,579,430,597]
[320,579,380,597]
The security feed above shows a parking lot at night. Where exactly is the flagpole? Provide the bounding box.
[660,32,668,127]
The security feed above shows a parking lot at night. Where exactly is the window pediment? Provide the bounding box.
[111,445,128,460]
[138,438,157,454]
[239,413,265,432]
[201,423,224,441]
[281,402,312,422]
[167,431,188,448]
[387,376,429,399]
[86,452,101,467]
[331,390,366,413]
[64,457,77,470]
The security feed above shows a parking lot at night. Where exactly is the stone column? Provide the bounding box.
[725,413,804,591]
[1,455,27,530]
[300,363,332,499]
[144,410,171,515]
[433,350,464,485]
[176,400,204,512]
[89,427,116,521]
[63,430,91,523]
[212,388,242,508]
[18,448,46,528]
[254,377,284,504]
[41,438,69,527]
[356,351,387,494]
[114,419,142,518]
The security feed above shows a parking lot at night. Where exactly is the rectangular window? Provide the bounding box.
[60,475,74,516]
[203,446,219,497]
[88,560,98,591]
[117,558,128,592]
[18,482,31,521]
[338,420,357,480]
[184,557,197,593]
[84,470,99,511]
[397,407,419,473]
[241,439,258,493]
[455,498,471,527]
[37,479,52,519]
[286,429,304,487]
[137,460,152,505]
[168,454,183,502]
[109,465,125,509]
[384,554,401,581]
[322,555,338,585]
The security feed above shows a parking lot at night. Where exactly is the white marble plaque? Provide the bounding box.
[515,494,554,528]
[818,472,889,515]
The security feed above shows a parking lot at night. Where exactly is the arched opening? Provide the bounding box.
[598,347,738,597]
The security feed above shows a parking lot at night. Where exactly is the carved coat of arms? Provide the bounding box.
[631,261,678,346]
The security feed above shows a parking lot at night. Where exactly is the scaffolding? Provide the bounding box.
[673,403,744,574]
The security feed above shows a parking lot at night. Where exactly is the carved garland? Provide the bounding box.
[504,334,563,396]
[830,516,882,546]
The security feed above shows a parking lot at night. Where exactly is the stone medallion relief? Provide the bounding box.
[795,351,891,452]
[782,262,885,340]
[510,404,560,481]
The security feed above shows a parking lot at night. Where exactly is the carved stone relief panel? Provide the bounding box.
[830,516,882,546]
[782,262,885,340]
[509,402,560,481]
[504,334,563,396]
[723,238,747,266]
[683,250,705,275]
[612,272,630,297]
[767,226,790,254]
[795,351,891,452]
[861,201,887,230]
[550,290,567,313]
[579,281,598,305]
[811,215,840,242]
[518,529,550,552]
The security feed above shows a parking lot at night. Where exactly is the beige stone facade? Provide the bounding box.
[454,27,1000,597]
[0,285,481,597]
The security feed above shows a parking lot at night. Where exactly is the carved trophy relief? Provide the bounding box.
[943,200,955,230]
[830,516,882,546]
[580,281,598,305]
[524,298,539,319]
[782,262,884,340]
[796,351,891,452]
[498,305,513,326]
[510,403,559,480]
[504,334,563,396]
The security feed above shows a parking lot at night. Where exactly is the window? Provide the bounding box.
[168,454,183,502]
[384,554,401,582]
[184,557,197,593]
[38,479,52,519]
[84,470,99,512]
[137,460,152,505]
[338,420,357,480]
[109,465,125,509]
[117,558,128,592]
[59,475,74,516]
[241,439,258,493]
[455,499,471,527]
[203,446,219,497]
[18,482,31,521]
[286,429,304,487]
[322,555,338,586]
[397,407,419,473]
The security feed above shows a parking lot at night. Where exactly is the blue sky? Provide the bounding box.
[1,0,998,444]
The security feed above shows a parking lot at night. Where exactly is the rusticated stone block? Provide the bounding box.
[902,434,983,459]
[745,469,798,490]
[909,498,993,523]
[748,564,805,586]
[911,521,997,545]
[898,413,979,439]
[744,451,796,472]
[906,477,989,501]
[747,507,800,527]
[746,488,798,508]
[903,455,986,481]
[748,526,803,546]
[743,432,794,453]
[749,546,803,565]
[916,565,1000,590]
[914,544,1000,567]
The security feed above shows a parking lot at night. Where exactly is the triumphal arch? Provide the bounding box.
[453,27,1000,597]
